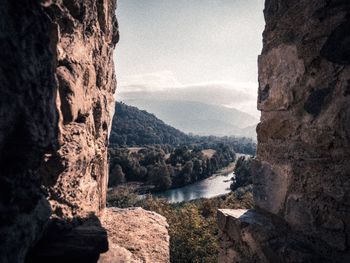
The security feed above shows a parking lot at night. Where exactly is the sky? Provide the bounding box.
[114,0,265,117]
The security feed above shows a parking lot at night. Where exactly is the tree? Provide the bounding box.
[192,158,203,181]
[180,161,193,184]
[231,156,253,191]
[109,164,125,186]
[148,164,172,190]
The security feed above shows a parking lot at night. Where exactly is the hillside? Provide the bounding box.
[109,103,189,146]
[120,99,258,138]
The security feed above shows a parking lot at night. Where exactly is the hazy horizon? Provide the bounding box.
[114,0,265,118]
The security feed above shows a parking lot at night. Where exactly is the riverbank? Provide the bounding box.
[108,181,155,195]
[152,171,235,203]
[109,154,254,203]
[109,159,237,197]
[153,154,252,203]
[215,162,236,175]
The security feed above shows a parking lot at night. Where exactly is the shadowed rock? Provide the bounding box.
[26,216,108,263]
[219,0,350,262]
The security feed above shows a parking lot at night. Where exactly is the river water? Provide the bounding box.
[152,154,251,203]
[153,171,235,203]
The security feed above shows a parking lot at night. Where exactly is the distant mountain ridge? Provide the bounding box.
[109,103,189,146]
[120,99,258,138]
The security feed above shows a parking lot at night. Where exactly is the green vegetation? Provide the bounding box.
[110,102,189,146]
[107,188,253,263]
[108,104,258,190]
[109,102,257,156]
[109,144,236,191]
[231,156,254,191]
[188,136,256,156]
[107,103,257,262]
[119,99,258,138]
[106,103,257,262]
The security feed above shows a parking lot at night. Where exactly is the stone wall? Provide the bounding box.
[0,1,59,262]
[257,0,350,253]
[0,2,171,262]
[0,0,118,262]
[42,0,119,219]
[219,1,350,262]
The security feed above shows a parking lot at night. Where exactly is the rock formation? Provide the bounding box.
[99,208,170,263]
[27,208,170,263]
[42,0,119,219]
[4,0,348,262]
[0,1,169,262]
[218,1,350,262]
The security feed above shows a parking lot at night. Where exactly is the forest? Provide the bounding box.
[108,103,256,191]
[107,102,257,261]
[109,102,190,146]
[109,143,236,191]
[109,103,256,155]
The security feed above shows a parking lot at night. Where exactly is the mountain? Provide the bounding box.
[109,103,189,146]
[118,84,260,118]
[119,99,258,138]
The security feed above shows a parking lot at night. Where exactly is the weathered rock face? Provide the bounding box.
[0,0,118,262]
[42,0,119,219]
[26,207,170,263]
[99,208,170,263]
[0,1,58,262]
[256,0,350,254]
[0,2,170,262]
[219,1,350,262]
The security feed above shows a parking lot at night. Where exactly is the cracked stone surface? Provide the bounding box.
[219,1,350,262]
[99,208,170,263]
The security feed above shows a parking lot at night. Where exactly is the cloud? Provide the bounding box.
[118,70,183,92]
[116,71,260,118]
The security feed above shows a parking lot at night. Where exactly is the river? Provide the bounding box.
[152,171,235,203]
[152,154,250,203]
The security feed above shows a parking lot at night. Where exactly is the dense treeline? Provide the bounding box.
[184,135,256,156]
[108,102,257,190]
[107,103,257,262]
[109,102,257,155]
[109,143,236,191]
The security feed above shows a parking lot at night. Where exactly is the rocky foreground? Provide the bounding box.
[99,208,169,263]
[26,207,169,263]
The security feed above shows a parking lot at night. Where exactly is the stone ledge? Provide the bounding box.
[217,209,281,263]
[218,209,280,243]
[217,209,334,263]
[26,208,170,263]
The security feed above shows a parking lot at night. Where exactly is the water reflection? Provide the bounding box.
[153,172,234,203]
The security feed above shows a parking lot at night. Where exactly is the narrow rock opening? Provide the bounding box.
[106,1,264,262]
[1,1,349,263]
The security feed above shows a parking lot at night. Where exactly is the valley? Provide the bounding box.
[108,103,256,193]
[119,99,258,138]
